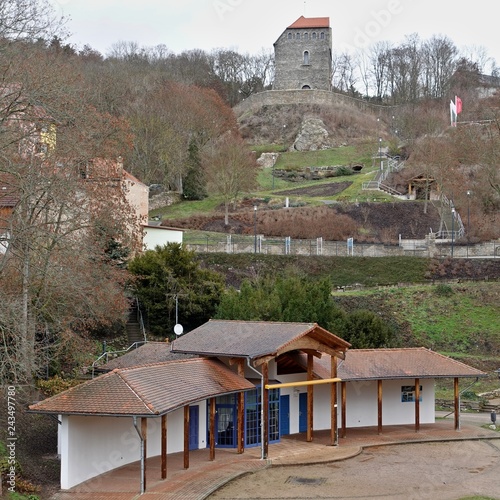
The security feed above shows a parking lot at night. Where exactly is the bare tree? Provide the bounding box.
[421,35,458,98]
[202,132,258,225]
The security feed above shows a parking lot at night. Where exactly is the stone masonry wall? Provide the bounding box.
[234,89,390,118]
[273,27,332,91]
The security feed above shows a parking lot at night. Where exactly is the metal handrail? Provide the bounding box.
[91,341,146,378]
[135,297,147,343]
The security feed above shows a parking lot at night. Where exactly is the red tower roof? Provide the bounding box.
[287,16,330,29]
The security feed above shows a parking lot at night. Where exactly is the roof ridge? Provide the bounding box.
[118,357,200,372]
[114,369,157,414]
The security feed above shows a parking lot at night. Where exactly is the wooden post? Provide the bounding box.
[183,406,189,469]
[237,360,245,454]
[262,362,269,459]
[141,417,147,492]
[306,353,314,442]
[454,377,460,431]
[341,381,347,438]
[415,378,420,432]
[161,414,167,479]
[330,356,338,446]
[209,398,216,461]
[377,380,383,435]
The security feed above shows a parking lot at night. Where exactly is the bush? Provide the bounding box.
[434,283,454,297]
[36,375,83,397]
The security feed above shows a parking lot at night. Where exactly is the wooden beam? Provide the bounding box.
[276,337,346,360]
[161,414,167,479]
[265,378,341,389]
[415,378,420,433]
[209,398,215,461]
[237,359,245,454]
[331,356,338,446]
[454,377,460,431]
[253,355,275,368]
[262,362,269,459]
[307,353,313,442]
[341,382,347,438]
[183,406,189,469]
[141,417,147,492]
[377,380,383,435]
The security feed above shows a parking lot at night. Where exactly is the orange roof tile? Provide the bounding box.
[305,348,487,380]
[288,16,330,29]
[29,358,255,417]
[99,342,195,371]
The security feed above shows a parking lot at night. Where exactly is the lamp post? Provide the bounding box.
[451,207,455,258]
[253,205,257,254]
[466,190,471,258]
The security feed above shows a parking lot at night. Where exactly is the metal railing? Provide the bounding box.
[91,341,146,378]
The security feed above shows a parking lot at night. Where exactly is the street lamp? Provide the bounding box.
[253,205,257,254]
[451,207,455,258]
[466,190,471,258]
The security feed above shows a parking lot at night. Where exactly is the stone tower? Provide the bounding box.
[273,16,332,91]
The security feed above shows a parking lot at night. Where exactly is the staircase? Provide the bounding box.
[126,298,146,345]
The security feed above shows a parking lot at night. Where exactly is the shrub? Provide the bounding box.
[434,283,454,297]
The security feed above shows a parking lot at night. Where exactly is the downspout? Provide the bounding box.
[133,417,145,495]
[246,358,265,460]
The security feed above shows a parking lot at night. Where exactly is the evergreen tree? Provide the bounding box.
[183,139,207,200]
[128,243,225,338]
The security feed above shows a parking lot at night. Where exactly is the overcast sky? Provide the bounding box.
[52,0,500,72]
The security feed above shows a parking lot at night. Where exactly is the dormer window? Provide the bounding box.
[303,50,310,65]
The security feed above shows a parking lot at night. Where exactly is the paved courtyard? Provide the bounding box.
[50,413,500,500]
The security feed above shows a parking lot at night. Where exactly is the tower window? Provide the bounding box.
[287,32,292,39]
[304,32,309,40]
[312,32,317,39]
[320,32,325,39]
[303,51,310,65]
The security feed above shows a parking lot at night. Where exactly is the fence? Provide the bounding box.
[184,233,500,259]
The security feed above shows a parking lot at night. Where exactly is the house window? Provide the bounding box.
[304,32,309,40]
[401,385,423,402]
[303,51,310,65]
[312,32,317,39]
[320,32,325,39]
[287,32,292,39]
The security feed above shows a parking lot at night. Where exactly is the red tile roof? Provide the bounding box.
[99,342,195,371]
[288,16,330,29]
[172,320,350,360]
[29,358,255,417]
[307,348,487,380]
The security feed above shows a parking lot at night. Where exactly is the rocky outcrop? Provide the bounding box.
[256,152,280,168]
[292,116,333,151]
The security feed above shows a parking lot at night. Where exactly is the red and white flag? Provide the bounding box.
[455,96,462,114]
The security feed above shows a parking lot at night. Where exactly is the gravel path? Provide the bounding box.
[209,439,500,500]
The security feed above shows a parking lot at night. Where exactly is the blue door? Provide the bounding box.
[189,406,199,450]
[280,395,290,436]
[299,393,307,433]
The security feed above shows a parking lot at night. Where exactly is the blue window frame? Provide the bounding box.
[401,385,423,402]
[212,388,280,448]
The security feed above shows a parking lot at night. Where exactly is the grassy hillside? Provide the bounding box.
[197,253,500,395]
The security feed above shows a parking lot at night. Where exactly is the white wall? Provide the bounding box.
[143,227,183,251]
[342,379,435,428]
[274,375,436,433]
[277,373,332,434]
[60,404,205,490]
